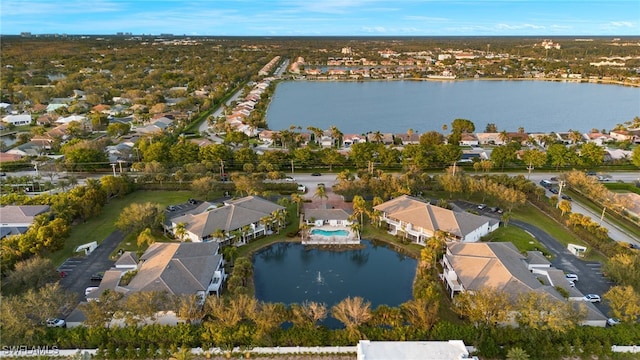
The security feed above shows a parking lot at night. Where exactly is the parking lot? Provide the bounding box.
[454,200,614,315]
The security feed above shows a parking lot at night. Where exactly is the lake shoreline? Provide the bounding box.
[265,78,640,133]
[288,75,640,88]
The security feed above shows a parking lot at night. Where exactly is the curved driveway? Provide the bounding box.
[510,219,613,314]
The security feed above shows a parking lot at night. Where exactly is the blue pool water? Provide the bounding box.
[310,228,349,237]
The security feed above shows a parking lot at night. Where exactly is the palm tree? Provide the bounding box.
[329,125,342,148]
[291,301,327,329]
[351,195,368,225]
[499,130,510,144]
[175,222,188,242]
[241,224,252,244]
[349,222,361,240]
[212,228,226,243]
[331,296,372,340]
[373,130,383,144]
[291,193,303,215]
[259,215,271,235]
[299,222,311,240]
[314,185,328,209]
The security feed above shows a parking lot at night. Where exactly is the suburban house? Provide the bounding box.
[167,196,285,243]
[86,242,226,305]
[459,133,479,147]
[0,205,51,238]
[440,242,607,327]
[394,133,420,145]
[1,114,32,126]
[475,132,505,145]
[373,195,499,244]
[304,208,352,227]
[342,134,365,148]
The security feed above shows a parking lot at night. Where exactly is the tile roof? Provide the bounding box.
[373,195,490,238]
[446,242,560,298]
[0,205,50,224]
[171,196,284,238]
[128,242,221,295]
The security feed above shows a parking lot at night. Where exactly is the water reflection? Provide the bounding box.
[253,240,416,313]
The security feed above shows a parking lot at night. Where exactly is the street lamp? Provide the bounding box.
[110,163,117,177]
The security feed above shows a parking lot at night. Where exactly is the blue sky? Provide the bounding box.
[1,0,638,36]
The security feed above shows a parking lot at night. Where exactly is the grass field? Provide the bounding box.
[51,190,196,266]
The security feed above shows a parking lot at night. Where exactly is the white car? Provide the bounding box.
[607,318,620,326]
[584,294,601,303]
[565,273,579,282]
[297,184,306,192]
[85,286,99,296]
[46,318,66,328]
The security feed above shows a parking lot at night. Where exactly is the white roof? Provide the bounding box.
[357,340,470,360]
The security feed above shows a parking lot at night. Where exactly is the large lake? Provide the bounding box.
[253,240,416,327]
[266,80,640,134]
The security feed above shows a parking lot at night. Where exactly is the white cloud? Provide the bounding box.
[608,21,634,28]
[495,23,545,30]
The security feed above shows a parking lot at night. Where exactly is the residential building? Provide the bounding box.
[87,242,226,303]
[373,195,499,244]
[304,208,352,227]
[357,340,474,360]
[167,196,285,243]
[0,205,50,238]
[2,114,31,126]
[440,242,607,327]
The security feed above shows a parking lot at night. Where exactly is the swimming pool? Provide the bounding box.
[310,228,349,237]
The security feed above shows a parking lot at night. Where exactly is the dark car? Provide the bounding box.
[90,272,104,282]
[549,188,559,194]
[561,194,572,201]
[311,172,322,176]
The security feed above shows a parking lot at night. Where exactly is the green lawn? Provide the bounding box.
[510,205,607,262]
[481,224,552,258]
[50,190,196,266]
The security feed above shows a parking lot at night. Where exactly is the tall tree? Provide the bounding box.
[453,287,511,328]
[331,296,372,340]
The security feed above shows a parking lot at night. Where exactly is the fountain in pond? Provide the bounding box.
[316,271,323,284]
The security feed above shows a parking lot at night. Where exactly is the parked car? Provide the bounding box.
[567,280,575,287]
[549,188,559,194]
[166,205,176,211]
[90,272,104,282]
[584,294,601,303]
[46,318,66,328]
[540,179,553,188]
[607,318,620,326]
[85,286,99,296]
[477,204,487,210]
[565,273,579,282]
[297,184,306,192]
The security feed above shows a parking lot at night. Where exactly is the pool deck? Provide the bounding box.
[302,225,360,245]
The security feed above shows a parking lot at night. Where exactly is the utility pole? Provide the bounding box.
[110,163,117,177]
[556,180,565,208]
[220,160,225,178]
[291,159,294,175]
[118,160,124,174]
[526,161,534,179]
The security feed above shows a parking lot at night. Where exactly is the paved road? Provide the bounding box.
[59,230,124,305]
[455,200,613,315]
[512,219,614,315]
[198,87,245,136]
